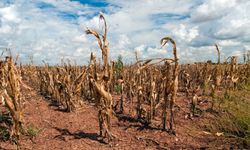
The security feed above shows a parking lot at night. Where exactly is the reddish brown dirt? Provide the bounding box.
[0,82,241,150]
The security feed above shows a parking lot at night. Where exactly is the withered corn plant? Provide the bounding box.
[190,86,200,117]
[162,60,172,130]
[117,77,124,113]
[160,37,179,134]
[202,62,211,95]
[85,14,116,141]
[0,56,23,139]
[211,44,222,109]
[214,44,222,89]
[37,63,86,112]
[229,56,238,90]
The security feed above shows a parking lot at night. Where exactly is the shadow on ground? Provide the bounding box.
[53,127,106,144]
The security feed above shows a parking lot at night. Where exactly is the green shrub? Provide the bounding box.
[26,125,41,137]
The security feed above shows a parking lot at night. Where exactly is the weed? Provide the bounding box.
[26,125,41,137]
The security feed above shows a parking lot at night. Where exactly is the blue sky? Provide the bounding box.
[71,0,109,7]
[0,0,249,64]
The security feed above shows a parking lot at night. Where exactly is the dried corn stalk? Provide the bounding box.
[0,57,23,139]
[160,37,179,134]
[162,60,172,130]
[37,63,86,112]
[214,44,222,89]
[86,14,115,141]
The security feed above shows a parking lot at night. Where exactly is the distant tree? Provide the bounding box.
[114,55,124,94]
[207,60,212,64]
[243,53,246,63]
[115,55,123,75]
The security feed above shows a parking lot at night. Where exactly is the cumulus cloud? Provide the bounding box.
[191,0,237,23]
[0,0,249,64]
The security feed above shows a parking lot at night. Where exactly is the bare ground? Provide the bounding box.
[0,81,243,150]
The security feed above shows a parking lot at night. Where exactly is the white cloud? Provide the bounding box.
[0,0,249,64]
[0,24,11,33]
[0,5,20,23]
[191,0,237,23]
[173,24,199,42]
[218,40,241,47]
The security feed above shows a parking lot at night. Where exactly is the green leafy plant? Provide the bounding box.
[115,55,123,75]
[26,125,41,137]
[114,84,122,94]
